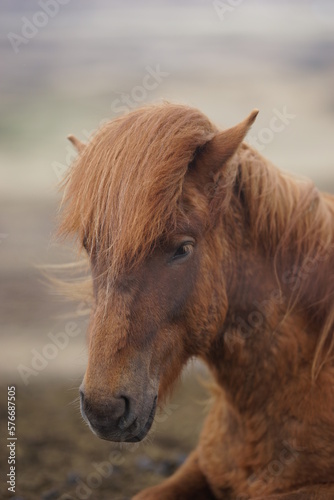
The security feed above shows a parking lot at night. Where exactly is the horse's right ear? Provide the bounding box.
[203,109,259,174]
[187,110,258,197]
[67,134,86,153]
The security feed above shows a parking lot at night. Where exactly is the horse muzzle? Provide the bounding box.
[79,387,157,442]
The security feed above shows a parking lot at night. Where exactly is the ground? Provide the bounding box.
[0,374,209,500]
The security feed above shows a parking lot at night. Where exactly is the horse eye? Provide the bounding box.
[82,237,89,253]
[172,242,194,261]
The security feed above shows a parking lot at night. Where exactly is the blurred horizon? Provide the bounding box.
[1,0,334,202]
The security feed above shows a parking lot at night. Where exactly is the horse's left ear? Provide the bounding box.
[67,134,86,153]
[203,109,259,173]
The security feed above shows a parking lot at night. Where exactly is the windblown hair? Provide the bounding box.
[58,102,334,379]
[58,103,217,278]
[232,146,334,377]
[234,145,333,267]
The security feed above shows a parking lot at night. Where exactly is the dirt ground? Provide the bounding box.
[0,373,210,500]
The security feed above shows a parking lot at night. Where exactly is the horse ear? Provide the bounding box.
[203,109,259,172]
[67,134,86,153]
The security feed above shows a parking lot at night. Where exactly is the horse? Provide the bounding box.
[58,102,334,499]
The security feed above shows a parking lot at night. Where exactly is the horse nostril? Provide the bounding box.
[117,395,131,430]
[122,395,130,417]
[80,391,131,435]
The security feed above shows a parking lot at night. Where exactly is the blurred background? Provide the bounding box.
[1,0,334,498]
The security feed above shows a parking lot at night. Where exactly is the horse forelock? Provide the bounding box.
[58,103,217,277]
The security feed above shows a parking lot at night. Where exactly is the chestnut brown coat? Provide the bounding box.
[59,103,334,499]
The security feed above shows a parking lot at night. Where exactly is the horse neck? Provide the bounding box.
[225,145,334,300]
[206,146,334,408]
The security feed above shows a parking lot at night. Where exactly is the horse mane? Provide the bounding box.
[58,102,334,379]
[234,145,333,264]
[58,102,217,279]
[231,144,334,378]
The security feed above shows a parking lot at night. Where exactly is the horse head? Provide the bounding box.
[60,104,258,442]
